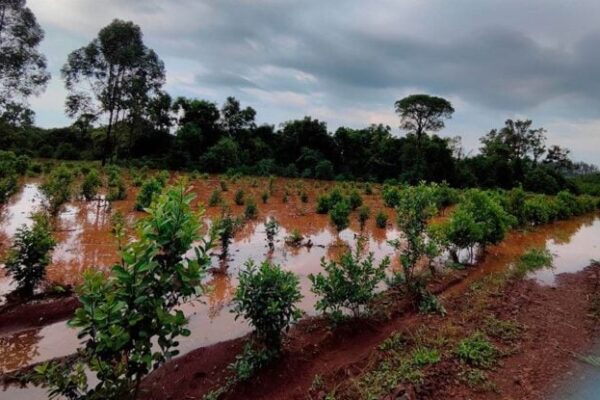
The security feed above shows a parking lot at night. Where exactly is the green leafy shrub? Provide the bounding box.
[310,244,389,321]
[348,189,363,210]
[80,169,102,201]
[106,166,127,201]
[375,211,388,228]
[244,198,258,219]
[459,190,515,248]
[215,212,243,257]
[512,247,553,278]
[284,228,303,246]
[135,178,163,211]
[232,260,302,352]
[394,184,439,304]
[41,164,74,214]
[34,184,215,399]
[261,190,269,204]
[364,183,373,195]
[382,185,401,208]
[329,199,351,233]
[4,213,56,298]
[358,205,371,231]
[0,151,19,203]
[208,189,222,207]
[220,179,228,191]
[523,195,553,225]
[455,332,498,368]
[234,189,245,205]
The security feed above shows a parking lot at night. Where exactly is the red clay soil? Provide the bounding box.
[0,294,80,335]
[141,265,600,400]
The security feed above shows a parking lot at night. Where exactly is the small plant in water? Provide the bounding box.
[4,213,56,298]
[284,228,304,246]
[80,169,102,201]
[244,198,258,219]
[41,164,74,215]
[234,189,245,206]
[358,205,371,232]
[375,211,388,228]
[208,189,222,207]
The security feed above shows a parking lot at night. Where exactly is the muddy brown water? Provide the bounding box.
[1,177,599,399]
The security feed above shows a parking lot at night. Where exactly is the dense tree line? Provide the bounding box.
[0,11,595,194]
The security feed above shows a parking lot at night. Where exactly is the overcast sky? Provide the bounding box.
[27,0,600,165]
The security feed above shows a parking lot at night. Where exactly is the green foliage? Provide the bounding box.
[106,166,127,201]
[214,212,244,257]
[41,164,74,214]
[329,199,351,233]
[411,347,441,367]
[382,185,401,208]
[394,184,439,302]
[244,198,258,219]
[358,205,371,231]
[135,177,163,211]
[507,187,527,226]
[80,169,102,201]
[309,243,389,321]
[375,211,388,228]
[34,184,214,399]
[523,195,554,225]
[365,183,373,195]
[437,207,482,263]
[232,260,302,352]
[0,151,20,203]
[234,188,245,205]
[348,189,363,210]
[284,228,303,246]
[208,189,222,207]
[459,189,515,247]
[261,190,269,204]
[4,213,55,298]
[512,247,553,278]
[455,332,498,368]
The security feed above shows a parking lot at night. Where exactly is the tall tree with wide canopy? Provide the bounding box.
[62,19,165,165]
[0,0,50,125]
[394,94,454,150]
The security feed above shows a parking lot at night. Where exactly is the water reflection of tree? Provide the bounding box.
[205,273,235,319]
[0,329,41,373]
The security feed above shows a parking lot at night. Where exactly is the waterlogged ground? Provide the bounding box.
[1,176,599,400]
[0,176,399,376]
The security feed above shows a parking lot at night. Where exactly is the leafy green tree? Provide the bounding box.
[310,243,389,321]
[459,189,515,249]
[232,260,302,353]
[5,212,55,298]
[34,184,214,399]
[0,0,50,124]
[395,94,454,154]
[394,184,439,305]
[62,19,165,165]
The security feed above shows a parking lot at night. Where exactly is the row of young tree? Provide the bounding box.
[0,3,595,194]
[4,176,597,399]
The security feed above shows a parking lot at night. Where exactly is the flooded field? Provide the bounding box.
[0,177,399,376]
[1,176,599,400]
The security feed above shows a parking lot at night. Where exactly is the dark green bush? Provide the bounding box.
[310,245,389,321]
[5,213,56,298]
[135,178,163,211]
[232,260,302,353]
